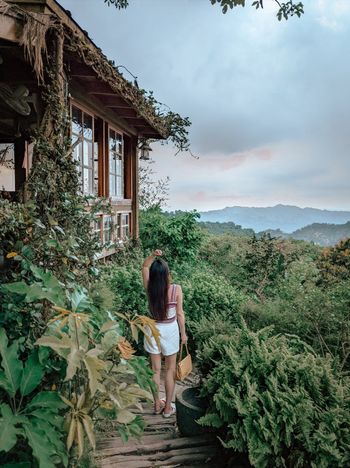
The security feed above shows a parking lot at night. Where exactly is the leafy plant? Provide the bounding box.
[195,317,350,467]
[34,291,158,458]
[0,329,67,468]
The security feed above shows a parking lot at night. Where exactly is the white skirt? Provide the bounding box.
[144,320,180,356]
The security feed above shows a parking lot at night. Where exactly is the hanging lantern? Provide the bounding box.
[139,140,152,161]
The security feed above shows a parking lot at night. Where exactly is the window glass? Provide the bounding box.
[109,128,124,198]
[0,143,15,191]
[120,213,130,239]
[71,105,97,195]
[104,215,113,244]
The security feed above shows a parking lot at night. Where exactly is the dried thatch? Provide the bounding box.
[0,0,168,137]
[0,0,56,82]
[19,11,56,83]
[65,31,169,138]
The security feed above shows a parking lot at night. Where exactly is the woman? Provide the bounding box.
[142,249,187,418]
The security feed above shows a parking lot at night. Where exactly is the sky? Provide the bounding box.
[59,0,350,212]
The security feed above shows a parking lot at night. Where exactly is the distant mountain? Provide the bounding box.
[260,221,350,247]
[199,204,350,233]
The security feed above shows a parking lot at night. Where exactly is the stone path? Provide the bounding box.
[95,371,222,467]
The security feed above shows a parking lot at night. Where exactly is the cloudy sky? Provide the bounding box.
[60,0,350,211]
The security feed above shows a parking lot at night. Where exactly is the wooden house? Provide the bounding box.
[0,0,168,256]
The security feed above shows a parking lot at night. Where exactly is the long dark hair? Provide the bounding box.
[147,258,170,321]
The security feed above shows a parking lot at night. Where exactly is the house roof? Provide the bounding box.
[1,0,169,139]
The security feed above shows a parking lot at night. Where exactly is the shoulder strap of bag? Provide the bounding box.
[178,343,189,362]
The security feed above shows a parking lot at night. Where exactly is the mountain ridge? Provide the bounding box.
[199,204,350,233]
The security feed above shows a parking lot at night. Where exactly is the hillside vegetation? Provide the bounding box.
[106,207,350,467]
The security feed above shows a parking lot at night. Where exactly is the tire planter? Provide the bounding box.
[176,386,208,437]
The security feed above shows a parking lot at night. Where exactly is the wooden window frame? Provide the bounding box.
[71,103,96,196]
[108,126,124,200]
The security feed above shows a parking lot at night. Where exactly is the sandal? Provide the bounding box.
[154,398,166,415]
[163,402,176,418]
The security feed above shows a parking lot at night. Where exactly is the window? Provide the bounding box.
[109,129,124,198]
[0,143,15,191]
[103,215,113,244]
[93,215,103,244]
[120,213,130,239]
[71,105,96,195]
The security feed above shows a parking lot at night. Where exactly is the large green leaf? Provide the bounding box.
[25,283,48,303]
[25,391,67,411]
[0,370,12,394]
[0,329,23,397]
[20,352,44,397]
[23,423,56,468]
[70,287,93,313]
[0,403,22,452]
[29,408,64,428]
[28,418,68,466]
[0,281,29,296]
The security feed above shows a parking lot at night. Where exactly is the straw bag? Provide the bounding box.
[176,343,192,381]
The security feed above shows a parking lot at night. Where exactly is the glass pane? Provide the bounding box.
[116,176,122,198]
[88,167,93,194]
[94,142,98,195]
[109,175,116,196]
[83,168,89,194]
[109,153,115,174]
[83,140,89,166]
[83,113,93,140]
[72,106,82,135]
[94,217,102,232]
[0,143,15,191]
[88,140,93,166]
[116,132,123,154]
[109,130,116,152]
[116,158,122,176]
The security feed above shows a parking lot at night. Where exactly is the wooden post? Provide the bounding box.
[131,135,139,238]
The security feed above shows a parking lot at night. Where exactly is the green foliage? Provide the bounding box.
[107,264,148,315]
[180,266,247,323]
[211,0,304,19]
[199,220,254,237]
[139,159,169,210]
[195,317,350,467]
[239,233,291,300]
[317,238,350,287]
[242,257,350,371]
[0,329,67,467]
[140,208,203,263]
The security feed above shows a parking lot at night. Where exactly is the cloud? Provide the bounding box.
[59,0,350,211]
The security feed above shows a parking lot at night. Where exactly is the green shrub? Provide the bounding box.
[195,317,350,467]
[180,267,247,323]
[107,265,148,315]
[139,208,203,263]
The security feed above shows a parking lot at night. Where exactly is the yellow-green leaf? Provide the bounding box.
[116,409,136,424]
[67,416,76,450]
[81,414,96,450]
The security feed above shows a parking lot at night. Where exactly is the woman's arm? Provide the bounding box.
[176,285,188,344]
[142,249,162,289]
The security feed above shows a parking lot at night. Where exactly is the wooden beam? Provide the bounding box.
[0,15,20,43]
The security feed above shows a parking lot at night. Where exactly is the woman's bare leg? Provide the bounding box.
[164,353,177,413]
[150,353,162,411]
